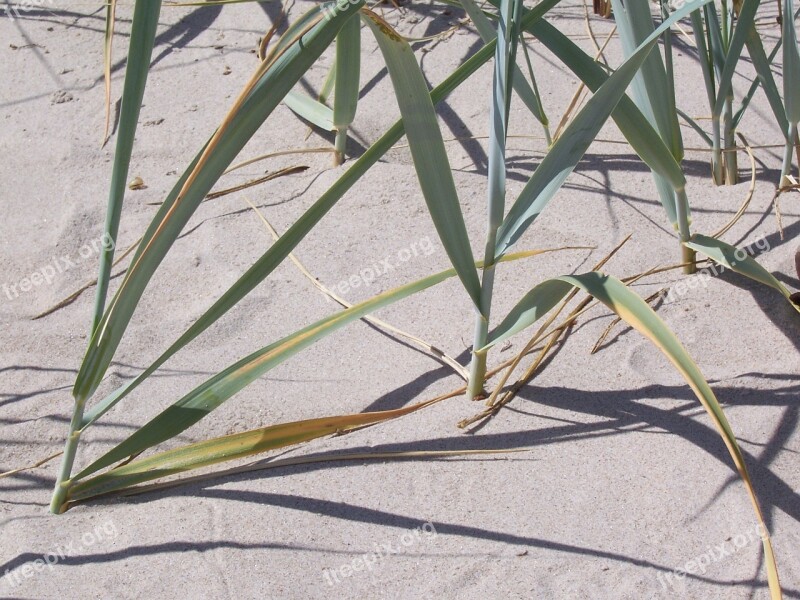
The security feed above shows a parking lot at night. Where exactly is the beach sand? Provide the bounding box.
[1,1,798,597]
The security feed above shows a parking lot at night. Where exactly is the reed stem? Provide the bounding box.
[50,399,86,514]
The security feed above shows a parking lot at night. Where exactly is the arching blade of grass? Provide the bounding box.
[481,271,780,599]
[684,234,800,312]
[67,399,446,505]
[494,0,710,259]
[362,10,481,308]
[73,2,363,406]
[71,250,544,484]
[781,0,800,186]
[93,0,162,334]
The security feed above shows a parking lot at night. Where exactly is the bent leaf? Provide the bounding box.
[684,234,800,312]
[481,271,780,598]
[68,399,443,503]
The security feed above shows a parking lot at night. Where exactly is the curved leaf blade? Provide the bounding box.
[74,266,452,480]
[68,400,441,503]
[482,271,780,598]
[684,234,800,312]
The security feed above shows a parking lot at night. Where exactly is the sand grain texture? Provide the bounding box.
[0,2,799,598]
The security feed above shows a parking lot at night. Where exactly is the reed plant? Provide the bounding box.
[679,0,793,185]
[47,2,800,596]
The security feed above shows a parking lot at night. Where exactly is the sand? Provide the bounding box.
[1,1,799,598]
